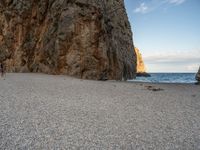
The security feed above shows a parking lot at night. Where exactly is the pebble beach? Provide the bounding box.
[0,73,200,149]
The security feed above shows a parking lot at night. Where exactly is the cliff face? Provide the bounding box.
[135,47,146,73]
[0,0,136,80]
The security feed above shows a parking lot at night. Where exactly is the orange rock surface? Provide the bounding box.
[135,47,146,73]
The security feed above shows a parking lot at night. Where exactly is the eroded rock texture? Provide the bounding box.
[0,0,136,80]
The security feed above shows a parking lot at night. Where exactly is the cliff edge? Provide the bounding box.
[0,0,136,80]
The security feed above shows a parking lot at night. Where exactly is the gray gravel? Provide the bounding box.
[0,73,200,150]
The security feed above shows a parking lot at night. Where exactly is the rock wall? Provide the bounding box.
[0,0,136,80]
[135,47,146,73]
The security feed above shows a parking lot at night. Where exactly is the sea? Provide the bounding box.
[129,73,196,83]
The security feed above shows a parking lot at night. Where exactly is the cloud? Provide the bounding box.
[134,0,186,14]
[134,3,149,14]
[144,54,200,64]
[167,0,186,5]
[186,64,199,71]
[144,51,200,64]
[143,51,200,72]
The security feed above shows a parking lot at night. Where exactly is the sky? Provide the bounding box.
[124,0,200,72]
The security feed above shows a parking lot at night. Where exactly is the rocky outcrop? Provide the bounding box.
[0,0,136,80]
[135,47,150,77]
[195,67,200,84]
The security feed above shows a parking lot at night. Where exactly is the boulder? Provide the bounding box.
[136,72,151,77]
[0,0,136,80]
[195,67,200,84]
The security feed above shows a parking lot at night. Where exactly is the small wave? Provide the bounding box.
[129,73,196,83]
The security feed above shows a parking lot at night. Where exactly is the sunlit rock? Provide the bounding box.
[135,47,150,77]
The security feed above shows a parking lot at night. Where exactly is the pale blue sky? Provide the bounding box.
[124,0,200,72]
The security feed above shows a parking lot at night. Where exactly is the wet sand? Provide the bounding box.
[0,73,200,149]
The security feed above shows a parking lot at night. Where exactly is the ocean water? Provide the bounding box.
[129,73,196,83]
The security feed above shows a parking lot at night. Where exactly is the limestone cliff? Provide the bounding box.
[135,47,150,77]
[135,47,146,73]
[0,0,136,80]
